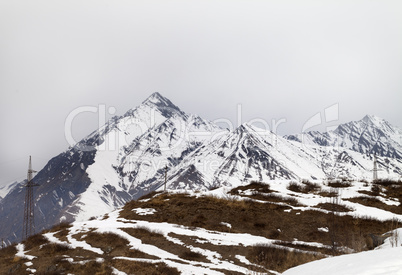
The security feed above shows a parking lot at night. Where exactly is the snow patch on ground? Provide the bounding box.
[318,227,329,233]
[220,222,232,229]
[15,243,36,260]
[132,208,157,215]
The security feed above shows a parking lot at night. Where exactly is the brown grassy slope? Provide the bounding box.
[0,224,179,275]
[120,188,394,251]
[1,181,400,274]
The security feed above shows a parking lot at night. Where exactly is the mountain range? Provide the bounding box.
[1,92,401,245]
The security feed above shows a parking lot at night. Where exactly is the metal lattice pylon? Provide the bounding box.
[22,156,38,240]
[373,154,378,181]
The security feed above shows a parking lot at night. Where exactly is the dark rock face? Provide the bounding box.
[0,148,95,245]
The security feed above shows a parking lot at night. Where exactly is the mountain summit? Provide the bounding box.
[1,93,401,245]
[142,92,181,111]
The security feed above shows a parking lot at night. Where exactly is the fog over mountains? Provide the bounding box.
[1,93,401,244]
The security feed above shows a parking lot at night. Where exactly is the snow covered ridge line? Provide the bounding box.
[64,92,291,151]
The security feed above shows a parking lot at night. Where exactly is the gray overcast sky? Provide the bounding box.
[1,0,401,186]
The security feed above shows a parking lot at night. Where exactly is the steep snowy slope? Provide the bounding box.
[0,181,20,201]
[63,93,226,220]
[119,113,227,199]
[164,124,317,189]
[163,123,402,191]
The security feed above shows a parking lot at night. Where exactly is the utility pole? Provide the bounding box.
[373,154,378,181]
[164,165,167,191]
[22,156,39,240]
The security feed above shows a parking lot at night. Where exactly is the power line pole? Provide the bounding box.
[373,154,378,181]
[22,156,38,240]
[164,165,167,192]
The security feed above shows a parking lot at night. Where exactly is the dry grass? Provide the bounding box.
[318,189,339,197]
[287,181,321,193]
[138,190,163,201]
[23,233,49,251]
[230,181,272,194]
[47,221,72,232]
[112,259,180,275]
[241,192,302,206]
[168,232,268,273]
[0,230,170,275]
[0,244,18,273]
[374,179,402,187]
[358,181,402,205]
[39,258,113,275]
[316,202,353,212]
[40,242,73,254]
[345,196,402,215]
[248,243,323,272]
[121,191,395,251]
[273,240,334,255]
[122,227,208,262]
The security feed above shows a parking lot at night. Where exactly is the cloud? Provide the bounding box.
[0,0,401,185]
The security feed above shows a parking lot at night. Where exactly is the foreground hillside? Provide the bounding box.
[1,179,401,274]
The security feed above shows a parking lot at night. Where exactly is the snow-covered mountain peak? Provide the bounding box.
[242,123,272,135]
[286,115,402,160]
[236,123,277,143]
[121,92,183,121]
[362,114,381,124]
[140,92,184,117]
[143,92,169,105]
[335,114,402,143]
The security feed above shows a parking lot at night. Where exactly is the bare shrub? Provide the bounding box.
[303,181,321,193]
[137,191,163,201]
[374,179,402,187]
[287,182,303,193]
[133,226,164,236]
[43,243,72,253]
[316,203,353,212]
[264,193,300,205]
[112,259,180,275]
[47,221,72,232]
[327,179,352,188]
[230,181,271,195]
[390,218,401,247]
[0,243,17,257]
[371,184,381,196]
[288,181,321,193]
[23,233,48,250]
[180,251,204,260]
